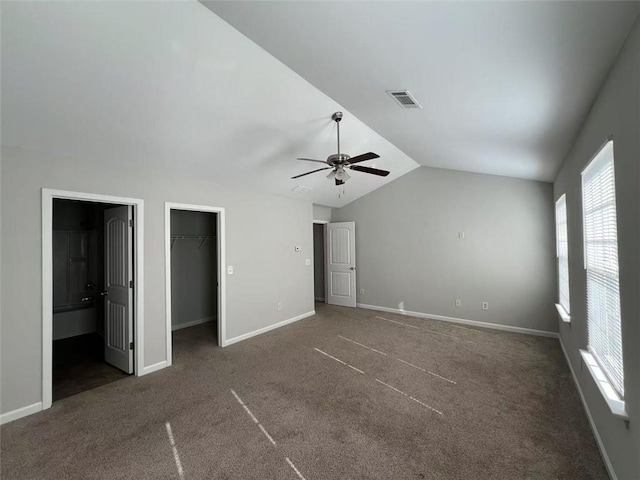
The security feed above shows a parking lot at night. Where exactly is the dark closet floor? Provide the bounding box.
[52,333,129,402]
[172,320,218,351]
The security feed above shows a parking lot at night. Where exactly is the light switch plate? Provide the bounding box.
[227,265,234,275]
[305,258,311,266]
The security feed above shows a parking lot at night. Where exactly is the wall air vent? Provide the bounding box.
[386,90,422,109]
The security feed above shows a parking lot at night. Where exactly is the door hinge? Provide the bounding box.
[129,219,133,227]
[129,341,134,350]
[129,280,134,288]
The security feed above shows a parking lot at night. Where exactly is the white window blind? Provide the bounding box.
[555,195,570,314]
[581,140,624,397]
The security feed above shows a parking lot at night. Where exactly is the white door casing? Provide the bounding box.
[104,205,134,373]
[326,221,356,307]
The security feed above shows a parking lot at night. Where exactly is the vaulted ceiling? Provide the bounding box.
[205,1,639,182]
[2,2,638,208]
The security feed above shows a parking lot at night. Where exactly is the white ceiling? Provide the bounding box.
[205,1,640,182]
[0,1,419,208]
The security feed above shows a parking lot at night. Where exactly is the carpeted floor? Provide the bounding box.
[1,304,607,479]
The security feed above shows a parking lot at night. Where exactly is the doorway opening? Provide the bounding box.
[165,203,226,365]
[42,188,144,410]
[313,222,327,303]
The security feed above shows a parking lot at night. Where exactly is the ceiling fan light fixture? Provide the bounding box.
[335,167,350,182]
[327,170,336,180]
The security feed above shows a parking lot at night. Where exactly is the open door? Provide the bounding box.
[326,221,356,307]
[103,205,134,374]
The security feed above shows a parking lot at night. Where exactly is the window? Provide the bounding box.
[581,140,624,399]
[554,195,570,321]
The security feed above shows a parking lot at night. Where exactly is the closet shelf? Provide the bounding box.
[170,235,215,250]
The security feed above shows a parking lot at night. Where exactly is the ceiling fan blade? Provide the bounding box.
[297,157,328,164]
[347,152,380,165]
[291,167,331,179]
[349,165,390,177]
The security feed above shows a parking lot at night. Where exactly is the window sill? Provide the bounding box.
[555,304,571,323]
[580,350,628,420]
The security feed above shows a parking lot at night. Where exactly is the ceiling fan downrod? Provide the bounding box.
[332,111,343,156]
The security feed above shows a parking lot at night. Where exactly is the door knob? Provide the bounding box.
[100,291,109,296]
[349,267,356,270]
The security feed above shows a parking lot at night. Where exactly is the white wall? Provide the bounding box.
[0,146,314,415]
[333,166,557,333]
[553,16,639,480]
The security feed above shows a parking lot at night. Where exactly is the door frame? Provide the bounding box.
[164,202,226,365]
[313,220,328,303]
[42,188,145,410]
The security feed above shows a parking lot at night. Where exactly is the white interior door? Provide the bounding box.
[326,221,356,307]
[104,205,133,374]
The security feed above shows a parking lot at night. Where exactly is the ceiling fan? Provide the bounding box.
[292,111,390,186]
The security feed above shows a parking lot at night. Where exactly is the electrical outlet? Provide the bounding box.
[277,302,282,311]
[360,288,365,295]
[455,299,462,307]
[482,301,489,310]
[458,231,465,239]
[305,258,311,266]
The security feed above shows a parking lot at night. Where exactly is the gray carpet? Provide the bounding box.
[1,304,607,479]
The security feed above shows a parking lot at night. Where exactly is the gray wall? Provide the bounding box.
[312,204,332,222]
[333,166,557,333]
[313,223,325,301]
[553,17,639,480]
[170,210,218,329]
[0,146,314,414]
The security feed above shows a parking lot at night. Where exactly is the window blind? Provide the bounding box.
[581,140,624,397]
[555,195,570,314]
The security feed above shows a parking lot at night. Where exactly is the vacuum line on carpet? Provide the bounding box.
[338,335,388,356]
[375,316,474,344]
[165,422,185,479]
[337,334,457,384]
[286,457,307,480]
[375,379,444,416]
[396,358,457,385]
[259,424,277,446]
[230,390,309,479]
[375,316,420,329]
[231,388,259,424]
[314,347,365,374]
[230,389,277,446]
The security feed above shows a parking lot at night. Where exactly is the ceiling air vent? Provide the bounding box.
[291,185,312,195]
[386,90,422,109]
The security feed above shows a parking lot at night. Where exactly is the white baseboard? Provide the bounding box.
[0,402,43,425]
[223,310,315,347]
[171,316,215,331]
[356,303,559,338]
[141,360,167,376]
[559,339,616,480]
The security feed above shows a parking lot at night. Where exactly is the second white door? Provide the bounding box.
[326,221,356,307]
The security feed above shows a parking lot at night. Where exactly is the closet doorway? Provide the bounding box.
[313,221,327,303]
[165,203,226,366]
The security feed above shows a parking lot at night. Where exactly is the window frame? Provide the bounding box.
[579,138,626,417]
[554,194,570,322]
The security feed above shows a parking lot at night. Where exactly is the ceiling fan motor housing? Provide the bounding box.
[327,153,350,165]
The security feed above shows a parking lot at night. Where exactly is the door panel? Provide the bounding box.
[104,206,133,374]
[326,222,356,307]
